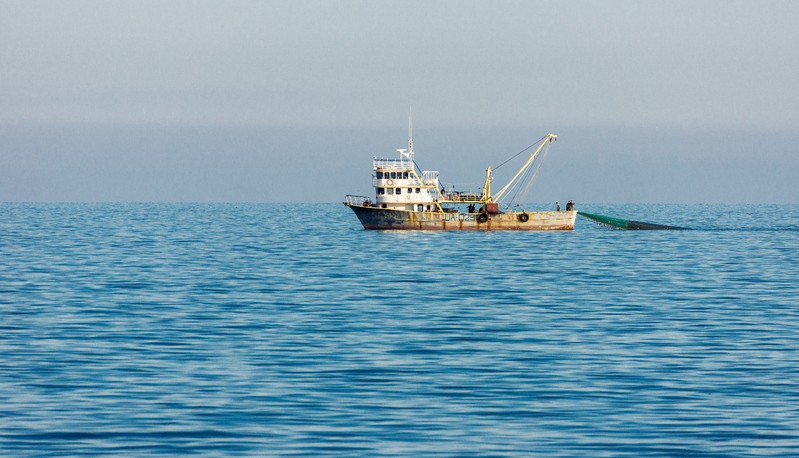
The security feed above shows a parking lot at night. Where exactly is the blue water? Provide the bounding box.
[2,203,798,456]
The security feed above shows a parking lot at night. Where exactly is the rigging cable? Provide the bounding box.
[499,139,553,209]
[493,134,548,171]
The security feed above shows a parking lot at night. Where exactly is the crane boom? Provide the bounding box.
[491,133,557,202]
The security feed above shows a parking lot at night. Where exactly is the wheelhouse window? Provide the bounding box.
[415,188,421,193]
[407,188,412,194]
[396,188,401,195]
[377,188,385,195]
[387,188,394,195]
[376,171,383,179]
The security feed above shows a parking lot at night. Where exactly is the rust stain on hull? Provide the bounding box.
[345,204,576,231]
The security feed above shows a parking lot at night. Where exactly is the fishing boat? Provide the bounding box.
[344,126,576,231]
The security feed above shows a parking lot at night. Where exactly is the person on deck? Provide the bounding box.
[556,202,560,211]
[566,200,574,211]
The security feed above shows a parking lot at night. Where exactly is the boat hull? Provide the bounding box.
[345,204,576,230]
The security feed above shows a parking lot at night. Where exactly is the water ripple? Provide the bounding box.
[1,203,798,456]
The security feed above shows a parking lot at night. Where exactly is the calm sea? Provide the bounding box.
[2,203,798,457]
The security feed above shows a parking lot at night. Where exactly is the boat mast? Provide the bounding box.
[482,166,492,203]
[407,108,414,163]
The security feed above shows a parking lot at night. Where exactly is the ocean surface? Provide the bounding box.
[1,203,798,457]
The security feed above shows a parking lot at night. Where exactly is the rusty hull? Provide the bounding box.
[345,204,576,230]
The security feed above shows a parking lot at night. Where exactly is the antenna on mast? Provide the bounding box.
[408,107,414,160]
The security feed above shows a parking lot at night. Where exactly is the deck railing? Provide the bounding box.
[344,195,372,206]
[442,192,483,202]
[373,158,411,170]
[420,171,439,183]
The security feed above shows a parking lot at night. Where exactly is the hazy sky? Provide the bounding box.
[1,0,797,203]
